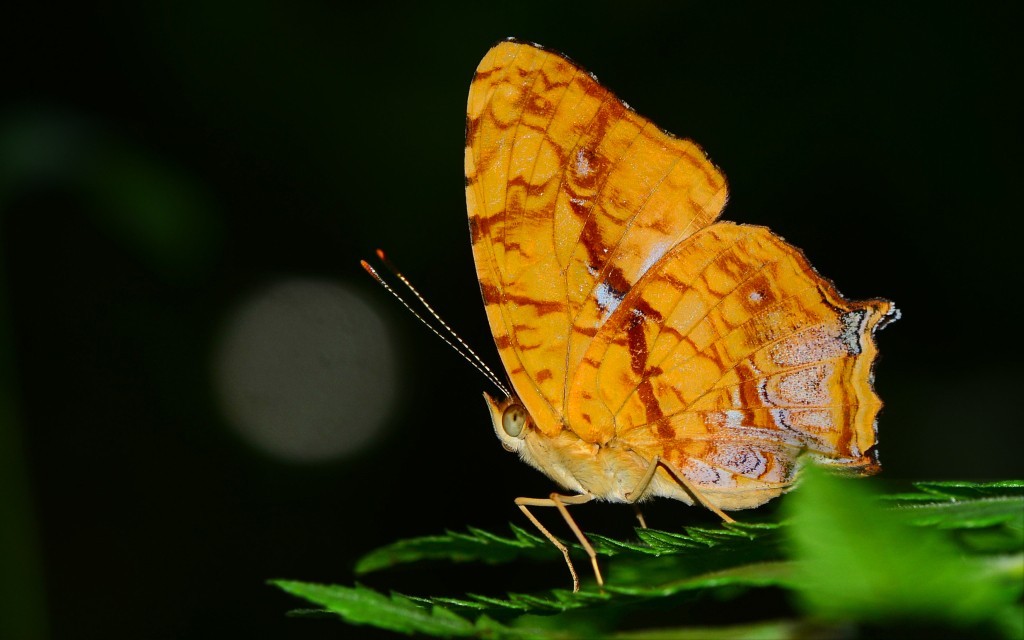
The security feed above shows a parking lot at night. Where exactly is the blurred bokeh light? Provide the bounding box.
[214,279,397,462]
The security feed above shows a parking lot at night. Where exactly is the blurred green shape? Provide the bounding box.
[0,237,47,640]
[0,112,221,283]
[784,465,1023,635]
[527,617,818,640]
[0,388,47,640]
[0,110,224,640]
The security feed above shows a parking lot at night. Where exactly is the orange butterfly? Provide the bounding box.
[459,39,898,591]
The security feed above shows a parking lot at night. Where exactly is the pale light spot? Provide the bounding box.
[749,291,763,302]
[214,279,397,462]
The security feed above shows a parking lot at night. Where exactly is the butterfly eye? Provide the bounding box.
[501,403,528,438]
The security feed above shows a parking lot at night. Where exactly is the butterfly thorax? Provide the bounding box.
[483,392,695,504]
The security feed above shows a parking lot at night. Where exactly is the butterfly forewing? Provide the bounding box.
[465,40,728,438]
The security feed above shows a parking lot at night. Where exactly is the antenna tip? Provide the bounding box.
[360,260,381,280]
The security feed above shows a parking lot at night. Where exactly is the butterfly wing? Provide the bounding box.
[569,221,897,508]
[465,39,727,437]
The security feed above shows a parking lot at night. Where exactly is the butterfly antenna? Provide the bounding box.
[361,251,511,398]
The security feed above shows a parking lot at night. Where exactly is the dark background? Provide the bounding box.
[3,3,1021,638]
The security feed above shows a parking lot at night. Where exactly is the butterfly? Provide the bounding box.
[459,38,897,591]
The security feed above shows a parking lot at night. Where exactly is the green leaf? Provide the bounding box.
[913,480,1024,500]
[883,481,1024,554]
[783,466,1021,631]
[275,476,1024,638]
[270,580,476,637]
[356,521,784,576]
[355,524,560,574]
[892,496,1024,529]
[271,578,835,640]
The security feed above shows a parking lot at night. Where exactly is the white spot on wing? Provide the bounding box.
[724,409,745,428]
[575,149,592,177]
[840,310,867,354]
[596,281,622,317]
[637,239,673,281]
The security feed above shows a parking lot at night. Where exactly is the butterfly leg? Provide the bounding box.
[626,455,736,523]
[625,455,660,504]
[632,505,648,529]
[515,493,599,592]
[624,455,662,528]
[664,466,736,524]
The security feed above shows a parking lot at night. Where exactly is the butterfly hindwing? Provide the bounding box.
[568,222,896,507]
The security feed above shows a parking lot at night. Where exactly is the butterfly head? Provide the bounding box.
[482,392,532,454]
